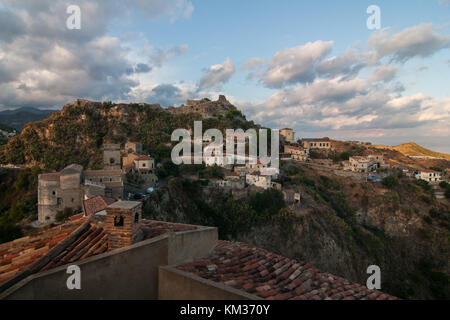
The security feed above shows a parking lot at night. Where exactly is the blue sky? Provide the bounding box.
[0,0,449,152]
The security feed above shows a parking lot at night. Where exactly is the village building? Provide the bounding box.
[125,142,143,154]
[415,170,442,183]
[122,153,158,187]
[301,138,332,150]
[280,128,295,144]
[38,164,84,224]
[348,156,377,173]
[83,169,124,199]
[245,171,271,189]
[245,159,269,172]
[284,145,309,161]
[103,143,121,170]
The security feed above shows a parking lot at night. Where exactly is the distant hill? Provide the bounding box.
[0,107,56,131]
[373,142,450,161]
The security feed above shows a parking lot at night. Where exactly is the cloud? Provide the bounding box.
[260,41,333,88]
[370,65,399,82]
[241,58,265,70]
[198,58,235,90]
[0,1,193,108]
[368,23,450,63]
[147,44,189,68]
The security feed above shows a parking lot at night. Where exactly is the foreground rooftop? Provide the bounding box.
[177,241,397,300]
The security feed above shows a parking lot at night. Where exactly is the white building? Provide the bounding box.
[415,170,442,183]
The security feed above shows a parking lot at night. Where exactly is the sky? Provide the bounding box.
[0,0,449,152]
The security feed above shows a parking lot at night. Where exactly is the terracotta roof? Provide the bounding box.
[83,196,116,216]
[177,241,398,300]
[39,221,109,273]
[0,217,204,293]
[0,218,86,285]
[83,170,122,177]
[39,173,60,181]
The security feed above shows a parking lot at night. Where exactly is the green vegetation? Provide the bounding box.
[382,175,399,188]
[0,167,41,243]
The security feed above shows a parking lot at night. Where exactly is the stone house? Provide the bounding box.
[284,145,309,161]
[245,171,271,190]
[301,138,332,150]
[38,164,84,224]
[349,156,376,173]
[280,128,295,144]
[125,142,143,154]
[103,144,121,170]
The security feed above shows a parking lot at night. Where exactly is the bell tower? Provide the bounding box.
[105,201,142,249]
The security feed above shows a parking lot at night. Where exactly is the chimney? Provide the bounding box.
[105,201,142,250]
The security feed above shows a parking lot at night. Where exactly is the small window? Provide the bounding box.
[114,216,124,226]
[143,163,146,167]
[134,212,139,223]
[52,191,56,195]
[45,216,50,220]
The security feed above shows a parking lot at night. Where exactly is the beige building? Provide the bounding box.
[280,128,295,144]
[123,153,157,187]
[301,138,332,150]
[245,171,271,189]
[125,142,143,154]
[284,145,309,161]
[349,156,376,173]
[103,144,121,170]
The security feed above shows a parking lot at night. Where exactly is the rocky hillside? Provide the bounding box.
[143,163,449,300]
[0,96,257,170]
[374,142,450,161]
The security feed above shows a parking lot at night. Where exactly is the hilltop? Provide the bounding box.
[373,142,450,161]
[0,96,258,170]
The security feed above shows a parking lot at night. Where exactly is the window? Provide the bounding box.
[114,216,124,227]
[143,163,146,167]
[134,213,139,223]
[52,190,56,195]
[110,158,115,164]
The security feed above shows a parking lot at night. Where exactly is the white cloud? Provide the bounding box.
[368,23,450,63]
[241,58,265,70]
[260,40,333,88]
[198,58,235,90]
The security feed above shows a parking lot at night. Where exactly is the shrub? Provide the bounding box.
[423,216,432,224]
[439,181,448,189]
[382,175,399,188]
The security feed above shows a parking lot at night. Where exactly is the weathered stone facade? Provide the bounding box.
[38,164,83,223]
[103,143,121,170]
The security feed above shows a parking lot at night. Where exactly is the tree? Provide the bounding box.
[382,175,399,188]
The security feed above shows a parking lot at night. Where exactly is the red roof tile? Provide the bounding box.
[83,196,116,216]
[176,242,398,300]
